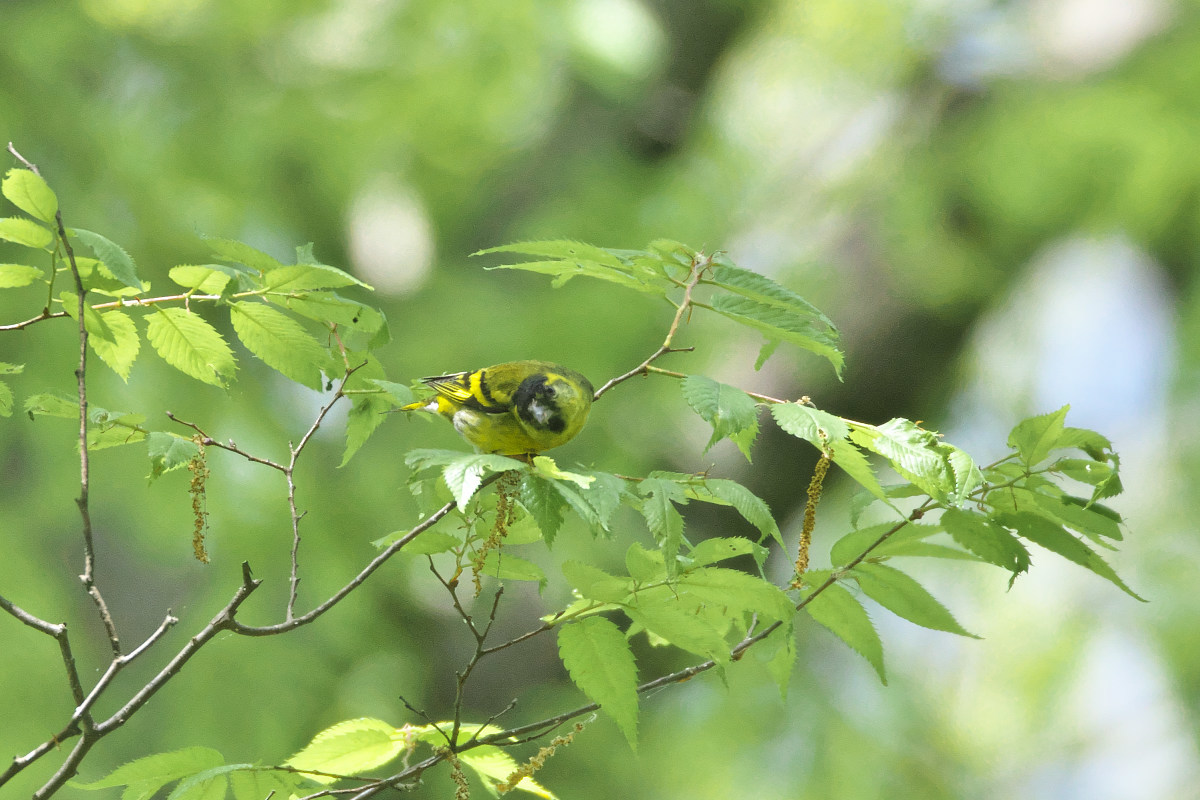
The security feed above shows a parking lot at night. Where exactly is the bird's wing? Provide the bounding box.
[422,369,512,414]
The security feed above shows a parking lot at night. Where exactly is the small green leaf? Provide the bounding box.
[285,718,404,785]
[147,432,201,480]
[3,168,58,223]
[229,301,329,390]
[531,455,595,488]
[89,309,140,381]
[1008,405,1070,467]
[25,392,76,419]
[441,454,523,508]
[638,478,687,570]
[145,307,236,387]
[770,403,850,445]
[0,263,45,287]
[481,551,546,585]
[205,237,284,272]
[579,471,627,529]
[558,616,639,748]
[802,582,886,684]
[0,216,53,249]
[706,263,836,328]
[687,536,766,568]
[681,375,760,459]
[168,265,237,294]
[708,294,844,377]
[852,562,979,638]
[519,473,567,545]
[72,228,142,289]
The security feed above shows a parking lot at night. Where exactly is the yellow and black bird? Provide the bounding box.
[400,360,594,456]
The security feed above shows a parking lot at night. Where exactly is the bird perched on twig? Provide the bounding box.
[400,360,594,456]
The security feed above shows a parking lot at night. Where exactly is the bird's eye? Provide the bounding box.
[544,384,557,397]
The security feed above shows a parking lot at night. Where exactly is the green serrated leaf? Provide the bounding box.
[997,511,1143,600]
[940,509,1030,581]
[3,168,58,223]
[828,521,942,567]
[264,263,370,292]
[827,437,888,501]
[25,392,76,418]
[229,769,306,800]
[770,403,850,445]
[708,294,844,377]
[638,478,687,571]
[561,560,630,603]
[0,263,45,287]
[229,301,328,390]
[168,265,236,294]
[943,444,984,505]
[852,562,979,638]
[707,264,836,327]
[687,536,765,568]
[625,596,731,664]
[280,291,386,332]
[685,478,782,545]
[72,228,142,290]
[625,542,664,582]
[145,307,236,387]
[442,454,524,508]
[71,747,224,791]
[677,566,795,622]
[519,473,567,545]
[802,582,886,684]
[147,432,201,481]
[205,237,284,272]
[557,616,639,749]
[681,375,760,458]
[284,718,404,785]
[168,764,248,800]
[578,471,626,529]
[531,455,595,488]
[475,239,625,267]
[87,408,146,450]
[481,550,546,585]
[0,216,53,249]
[89,309,140,381]
[1008,405,1070,467]
[852,419,953,503]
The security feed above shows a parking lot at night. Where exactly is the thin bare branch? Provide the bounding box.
[593,251,711,401]
[229,501,456,636]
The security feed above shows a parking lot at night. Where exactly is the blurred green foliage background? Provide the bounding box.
[2,0,1197,797]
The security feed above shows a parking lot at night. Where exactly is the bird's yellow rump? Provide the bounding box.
[401,360,594,456]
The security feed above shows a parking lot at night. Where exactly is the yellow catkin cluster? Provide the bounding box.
[439,748,471,800]
[792,452,830,587]
[497,723,585,794]
[470,470,521,597]
[186,438,210,564]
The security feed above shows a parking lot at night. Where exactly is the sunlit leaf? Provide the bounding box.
[2,168,58,223]
[558,616,639,748]
[145,307,236,387]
